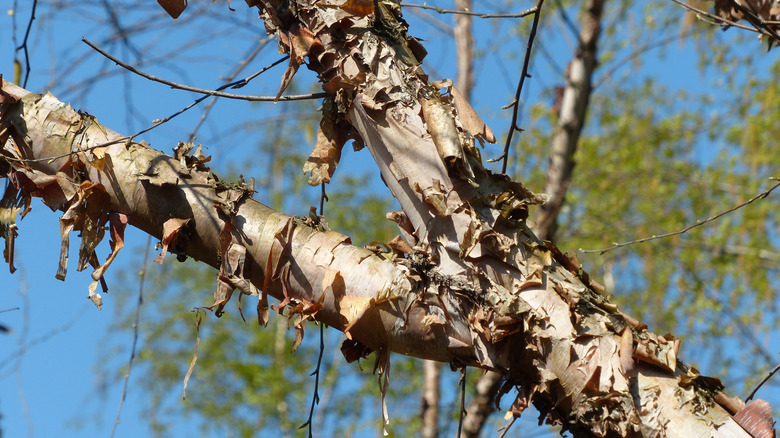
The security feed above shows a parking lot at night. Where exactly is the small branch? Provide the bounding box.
[110,235,151,438]
[187,37,273,141]
[456,368,467,438]
[83,38,327,102]
[497,416,517,438]
[401,2,537,19]
[299,322,325,437]
[745,362,780,403]
[580,179,780,254]
[671,0,777,38]
[593,29,698,90]
[500,0,545,174]
[14,0,38,88]
[552,0,579,39]
[1,52,292,165]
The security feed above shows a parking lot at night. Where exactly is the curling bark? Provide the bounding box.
[0,1,770,436]
[465,2,604,435]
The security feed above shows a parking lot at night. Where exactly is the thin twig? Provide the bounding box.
[580,179,780,254]
[319,184,328,216]
[83,38,327,102]
[13,274,33,436]
[593,29,699,90]
[187,38,272,141]
[745,362,780,402]
[671,0,772,36]
[499,0,545,174]
[299,322,326,437]
[110,235,151,438]
[5,53,293,166]
[401,2,536,19]
[14,0,38,88]
[497,417,517,438]
[552,0,579,38]
[456,368,467,438]
[730,0,780,42]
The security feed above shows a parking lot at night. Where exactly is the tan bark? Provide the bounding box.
[466,2,605,434]
[0,1,767,436]
[538,0,603,240]
[421,359,440,438]
[421,4,474,434]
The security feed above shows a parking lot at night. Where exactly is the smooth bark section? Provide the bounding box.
[537,0,603,240]
[420,359,441,438]
[454,0,474,99]
[461,370,502,438]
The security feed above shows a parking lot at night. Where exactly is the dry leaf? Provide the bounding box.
[304,107,344,186]
[157,0,188,19]
[276,24,322,101]
[340,0,374,16]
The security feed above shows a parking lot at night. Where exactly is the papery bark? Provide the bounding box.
[0,0,769,435]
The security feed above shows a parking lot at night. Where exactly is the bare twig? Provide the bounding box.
[83,38,327,102]
[728,0,780,43]
[13,274,33,437]
[110,235,151,438]
[498,416,517,438]
[580,179,780,254]
[499,0,545,174]
[2,53,292,165]
[401,2,537,19]
[182,310,205,399]
[553,0,579,38]
[671,0,775,37]
[456,367,467,438]
[593,29,698,90]
[14,0,38,88]
[299,322,326,437]
[187,38,273,141]
[319,184,328,216]
[745,362,780,402]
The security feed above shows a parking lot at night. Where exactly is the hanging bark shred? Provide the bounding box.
[275,23,322,101]
[733,400,776,438]
[2,1,775,434]
[182,311,203,400]
[303,99,344,186]
[154,217,191,264]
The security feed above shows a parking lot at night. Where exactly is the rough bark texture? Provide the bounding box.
[465,2,605,434]
[0,1,767,436]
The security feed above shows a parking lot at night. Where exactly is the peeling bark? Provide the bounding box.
[465,2,606,434]
[0,0,770,435]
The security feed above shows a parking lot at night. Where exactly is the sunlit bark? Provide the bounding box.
[0,0,765,435]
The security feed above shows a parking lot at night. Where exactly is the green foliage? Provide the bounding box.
[99,1,780,437]
[516,53,780,397]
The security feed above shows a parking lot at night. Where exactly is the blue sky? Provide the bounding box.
[2,1,779,437]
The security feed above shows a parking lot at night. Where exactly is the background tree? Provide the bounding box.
[1,1,779,437]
